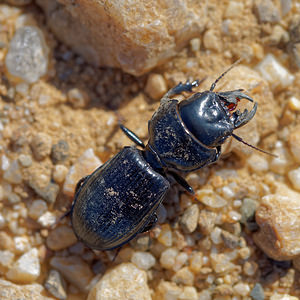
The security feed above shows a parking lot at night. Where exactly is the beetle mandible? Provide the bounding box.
[71,63,261,251]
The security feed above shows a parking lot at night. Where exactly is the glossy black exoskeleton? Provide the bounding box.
[71,64,259,250]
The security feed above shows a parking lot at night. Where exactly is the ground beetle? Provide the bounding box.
[71,63,265,251]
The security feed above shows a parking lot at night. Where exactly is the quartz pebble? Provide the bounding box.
[3,160,22,184]
[63,148,102,197]
[87,263,151,300]
[196,189,227,208]
[0,279,54,300]
[131,251,156,270]
[157,223,172,247]
[46,225,77,251]
[5,26,49,83]
[44,269,67,300]
[198,209,217,234]
[6,248,40,283]
[233,282,250,296]
[247,154,269,172]
[145,73,167,100]
[254,184,300,260]
[171,266,194,286]
[50,256,93,292]
[51,140,69,164]
[270,294,298,300]
[52,164,69,183]
[254,0,280,23]
[155,280,182,300]
[0,250,15,269]
[210,253,236,274]
[180,204,199,233]
[37,211,57,227]
[160,247,178,270]
[28,199,48,220]
[14,236,30,254]
[18,154,32,167]
[256,54,295,90]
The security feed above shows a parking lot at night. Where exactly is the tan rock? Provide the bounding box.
[0,279,54,300]
[46,225,77,251]
[36,0,207,75]
[254,183,300,260]
[87,263,151,300]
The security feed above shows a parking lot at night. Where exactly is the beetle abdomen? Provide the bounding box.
[71,146,170,250]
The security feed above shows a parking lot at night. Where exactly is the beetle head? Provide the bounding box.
[178,89,257,148]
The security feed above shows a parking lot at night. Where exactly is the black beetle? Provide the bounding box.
[71,64,260,251]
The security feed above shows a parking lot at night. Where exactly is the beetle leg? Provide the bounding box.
[119,123,146,148]
[141,213,158,233]
[168,170,194,195]
[161,79,201,104]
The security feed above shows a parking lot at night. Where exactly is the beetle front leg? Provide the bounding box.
[161,79,200,104]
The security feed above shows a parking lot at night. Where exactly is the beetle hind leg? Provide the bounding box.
[141,213,158,233]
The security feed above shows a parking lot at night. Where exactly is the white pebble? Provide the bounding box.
[196,189,227,208]
[233,283,250,296]
[5,26,49,83]
[288,96,300,112]
[53,164,69,183]
[1,154,10,171]
[247,153,269,172]
[228,210,242,222]
[28,199,48,220]
[37,211,56,227]
[210,227,222,244]
[0,250,15,267]
[14,236,30,254]
[0,213,5,229]
[6,248,40,283]
[256,54,294,90]
[288,168,300,191]
[131,251,156,270]
[160,248,178,270]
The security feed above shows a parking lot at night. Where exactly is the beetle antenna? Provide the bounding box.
[210,58,243,92]
[231,133,278,157]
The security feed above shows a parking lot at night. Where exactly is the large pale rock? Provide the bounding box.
[87,263,151,300]
[36,0,206,75]
[0,279,54,300]
[254,183,300,260]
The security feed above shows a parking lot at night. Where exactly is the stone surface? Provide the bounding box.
[46,225,77,251]
[44,269,67,300]
[6,248,41,283]
[36,0,206,75]
[254,183,300,260]
[5,26,49,83]
[0,279,54,300]
[87,263,151,300]
[50,255,93,292]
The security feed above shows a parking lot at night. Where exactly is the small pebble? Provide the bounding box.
[179,286,198,300]
[30,132,52,161]
[247,154,269,172]
[210,253,236,274]
[145,73,167,100]
[157,223,172,247]
[28,199,48,220]
[52,164,69,183]
[221,230,241,249]
[18,154,32,167]
[180,204,199,233]
[233,282,250,296]
[3,160,22,184]
[5,26,49,83]
[243,261,258,276]
[6,248,40,283]
[51,140,69,164]
[288,96,300,112]
[256,54,295,90]
[240,198,257,224]
[211,227,222,244]
[288,168,300,191]
[131,251,156,270]
[67,88,90,108]
[44,269,67,300]
[270,294,298,300]
[50,256,93,292]
[254,0,280,23]
[14,236,30,254]
[0,250,14,268]
[190,38,201,52]
[250,283,264,300]
[196,189,227,208]
[203,29,221,52]
[46,225,77,251]
[0,213,5,229]
[0,232,14,250]
[87,263,151,300]
[37,211,57,227]
[171,266,194,286]
[160,247,178,270]
[198,209,217,234]
[225,1,244,18]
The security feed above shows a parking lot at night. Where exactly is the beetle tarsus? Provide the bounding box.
[168,170,194,195]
